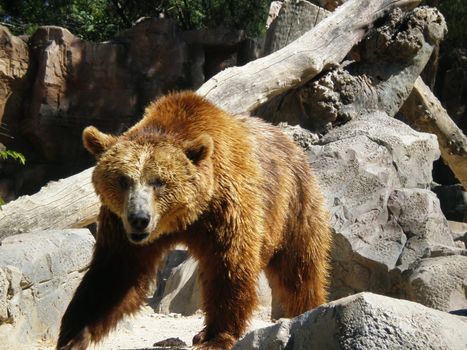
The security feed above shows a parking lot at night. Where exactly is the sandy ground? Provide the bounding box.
[34,306,273,350]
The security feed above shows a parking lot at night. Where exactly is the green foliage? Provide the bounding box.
[0,149,26,165]
[169,0,271,35]
[1,0,126,40]
[0,0,271,41]
[0,148,25,206]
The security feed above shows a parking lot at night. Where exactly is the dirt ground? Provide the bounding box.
[34,305,273,350]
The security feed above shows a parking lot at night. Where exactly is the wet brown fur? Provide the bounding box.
[57,91,332,350]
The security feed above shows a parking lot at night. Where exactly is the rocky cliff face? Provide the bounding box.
[0,20,258,199]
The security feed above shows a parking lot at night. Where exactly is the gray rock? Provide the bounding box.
[283,113,461,307]
[448,220,467,248]
[388,188,455,270]
[404,255,467,312]
[234,292,467,350]
[0,229,94,347]
[313,112,439,191]
[154,256,201,316]
[283,107,467,317]
[263,0,327,56]
[153,251,272,318]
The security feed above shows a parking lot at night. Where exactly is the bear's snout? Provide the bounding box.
[126,211,152,244]
[124,185,156,243]
[128,211,150,232]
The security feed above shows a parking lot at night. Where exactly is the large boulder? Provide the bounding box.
[404,254,467,312]
[234,292,467,349]
[0,229,94,348]
[294,112,459,301]
[284,113,467,311]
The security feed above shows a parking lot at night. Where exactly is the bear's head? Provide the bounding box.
[83,126,214,245]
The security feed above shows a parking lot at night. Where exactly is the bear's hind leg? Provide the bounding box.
[191,241,261,349]
[266,218,331,318]
[266,250,326,319]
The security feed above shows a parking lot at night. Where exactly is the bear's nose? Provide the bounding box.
[127,211,150,232]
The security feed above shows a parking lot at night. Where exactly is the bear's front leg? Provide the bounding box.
[57,249,148,349]
[57,207,168,350]
[192,241,261,350]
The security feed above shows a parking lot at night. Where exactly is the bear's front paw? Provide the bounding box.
[193,331,236,350]
[56,327,91,350]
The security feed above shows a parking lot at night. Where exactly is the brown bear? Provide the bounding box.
[57,91,332,350]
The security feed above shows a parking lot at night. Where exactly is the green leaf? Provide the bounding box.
[0,149,26,165]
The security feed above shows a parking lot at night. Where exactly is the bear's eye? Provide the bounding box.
[150,178,166,190]
[118,175,130,189]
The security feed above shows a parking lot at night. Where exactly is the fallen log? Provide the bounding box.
[400,77,467,190]
[0,0,421,238]
[198,0,420,114]
[259,6,446,130]
[0,168,98,239]
[259,2,464,191]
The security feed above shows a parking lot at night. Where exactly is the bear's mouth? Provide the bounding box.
[129,232,150,243]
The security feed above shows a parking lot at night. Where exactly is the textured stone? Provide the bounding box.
[234,292,467,350]
[405,255,467,312]
[0,25,29,125]
[282,113,456,301]
[0,229,94,347]
[263,0,327,56]
[389,188,455,270]
[153,252,272,318]
[0,268,7,322]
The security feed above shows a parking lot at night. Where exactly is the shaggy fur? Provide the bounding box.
[57,91,332,350]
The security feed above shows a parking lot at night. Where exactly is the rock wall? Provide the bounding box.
[0,20,258,199]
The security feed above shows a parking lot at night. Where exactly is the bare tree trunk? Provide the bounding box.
[400,78,467,190]
[260,2,464,190]
[0,168,99,240]
[258,6,446,130]
[198,0,420,115]
[0,0,421,238]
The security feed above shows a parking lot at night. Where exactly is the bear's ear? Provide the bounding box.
[82,126,117,158]
[183,134,214,165]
